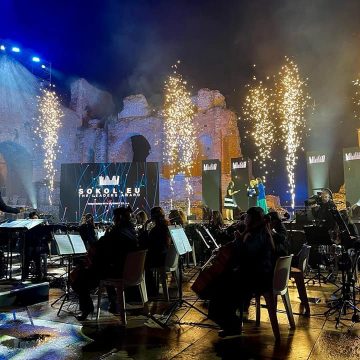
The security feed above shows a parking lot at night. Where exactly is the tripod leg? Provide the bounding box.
[57,292,69,316]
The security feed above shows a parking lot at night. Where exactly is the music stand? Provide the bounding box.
[0,219,44,281]
[51,234,87,316]
[150,225,208,328]
[201,226,220,249]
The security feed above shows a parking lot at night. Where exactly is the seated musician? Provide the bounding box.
[311,190,337,232]
[209,210,232,245]
[169,209,187,227]
[208,206,275,337]
[143,206,171,295]
[71,206,138,321]
[266,211,289,257]
[22,211,50,282]
[78,213,97,249]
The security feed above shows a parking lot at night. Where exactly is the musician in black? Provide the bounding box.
[71,207,138,320]
[78,213,97,249]
[208,207,275,337]
[0,191,24,214]
[266,211,289,257]
[311,190,337,232]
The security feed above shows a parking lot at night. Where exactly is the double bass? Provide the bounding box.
[191,241,235,299]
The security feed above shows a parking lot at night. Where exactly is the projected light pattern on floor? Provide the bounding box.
[0,313,91,359]
[60,162,159,222]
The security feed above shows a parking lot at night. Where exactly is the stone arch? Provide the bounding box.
[113,133,152,163]
[0,141,35,206]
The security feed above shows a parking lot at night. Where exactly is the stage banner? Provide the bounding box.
[231,157,252,210]
[343,147,360,206]
[202,159,221,212]
[306,151,329,197]
[60,162,159,222]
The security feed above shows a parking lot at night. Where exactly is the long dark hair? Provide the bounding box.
[245,206,274,248]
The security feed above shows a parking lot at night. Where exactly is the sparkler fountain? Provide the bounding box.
[276,57,311,209]
[163,62,197,211]
[243,77,276,177]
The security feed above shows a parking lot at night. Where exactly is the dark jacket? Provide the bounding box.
[235,227,275,294]
[79,223,97,249]
[0,191,19,214]
[91,222,138,278]
[272,222,289,257]
[146,223,170,268]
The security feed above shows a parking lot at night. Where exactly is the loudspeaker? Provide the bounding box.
[343,147,360,206]
[306,151,329,197]
[202,159,221,212]
[230,157,252,211]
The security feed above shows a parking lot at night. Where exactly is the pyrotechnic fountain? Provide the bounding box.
[276,57,311,209]
[243,76,276,177]
[163,62,198,210]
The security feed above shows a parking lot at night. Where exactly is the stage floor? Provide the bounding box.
[0,269,359,359]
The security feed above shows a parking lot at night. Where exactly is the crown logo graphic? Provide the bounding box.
[345,152,360,161]
[203,163,217,171]
[233,161,247,169]
[98,176,120,186]
[308,155,326,164]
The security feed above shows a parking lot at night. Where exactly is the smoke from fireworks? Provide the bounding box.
[243,77,275,174]
[34,88,63,204]
[277,57,311,208]
[163,62,197,198]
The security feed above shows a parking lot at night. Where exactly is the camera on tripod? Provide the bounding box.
[304,193,322,207]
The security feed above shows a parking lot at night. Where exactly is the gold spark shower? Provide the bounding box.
[243,78,275,173]
[35,88,63,204]
[277,57,310,208]
[163,62,197,197]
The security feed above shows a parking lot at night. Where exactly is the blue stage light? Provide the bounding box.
[41,64,46,69]
[11,47,20,53]
[32,56,41,62]
[0,45,5,51]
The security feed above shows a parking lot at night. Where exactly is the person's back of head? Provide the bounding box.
[113,206,133,226]
[151,206,168,226]
[246,206,266,231]
[85,213,94,226]
[211,210,224,227]
[136,210,148,225]
[29,211,39,219]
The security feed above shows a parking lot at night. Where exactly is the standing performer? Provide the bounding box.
[247,179,258,209]
[224,181,240,221]
[256,177,268,214]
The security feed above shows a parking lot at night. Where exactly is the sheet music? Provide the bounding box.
[97,230,105,239]
[54,234,74,255]
[69,234,87,254]
[0,219,44,229]
[168,226,192,255]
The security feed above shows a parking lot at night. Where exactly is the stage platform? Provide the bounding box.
[0,267,358,359]
[0,281,49,307]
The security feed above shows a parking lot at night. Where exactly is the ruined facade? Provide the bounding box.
[0,55,241,218]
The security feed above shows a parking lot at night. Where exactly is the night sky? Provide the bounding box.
[2,0,360,204]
